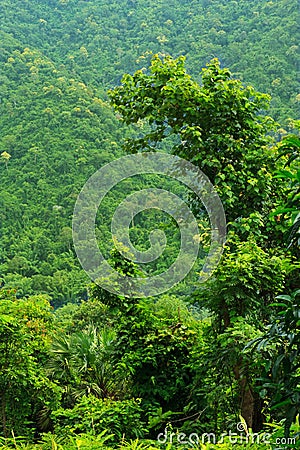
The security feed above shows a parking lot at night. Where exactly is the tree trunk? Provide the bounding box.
[233,363,264,432]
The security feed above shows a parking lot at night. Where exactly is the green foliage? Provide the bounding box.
[0,0,299,446]
[273,131,300,251]
[109,54,279,224]
[53,298,112,334]
[0,0,298,303]
[1,0,298,122]
[249,290,300,436]
[112,297,199,414]
[0,0,298,305]
[51,396,147,444]
[196,238,291,329]
[47,326,118,407]
[0,289,60,438]
[0,41,126,306]
[0,426,299,449]
[109,52,299,436]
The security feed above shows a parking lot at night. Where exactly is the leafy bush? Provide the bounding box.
[51,396,148,444]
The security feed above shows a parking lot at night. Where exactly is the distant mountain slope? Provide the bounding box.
[0,33,126,305]
[0,33,183,305]
[0,0,298,303]
[0,0,298,122]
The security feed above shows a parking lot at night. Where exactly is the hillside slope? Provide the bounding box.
[0,0,298,303]
[0,33,127,305]
[0,0,298,122]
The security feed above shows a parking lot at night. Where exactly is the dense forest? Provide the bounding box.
[0,0,299,448]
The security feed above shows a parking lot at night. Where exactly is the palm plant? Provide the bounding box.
[47,325,119,406]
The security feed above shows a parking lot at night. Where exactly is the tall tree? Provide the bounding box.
[109,55,280,224]
[108,55,293,430]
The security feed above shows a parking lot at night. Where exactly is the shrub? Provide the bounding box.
[51,396,148,444]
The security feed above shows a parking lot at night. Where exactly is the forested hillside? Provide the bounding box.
[0,32,130,304]
[0,0,299,303]
[0,0,299,449]
[0,0,298,121]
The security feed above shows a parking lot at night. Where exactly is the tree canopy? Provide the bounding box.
[0,0,299,448]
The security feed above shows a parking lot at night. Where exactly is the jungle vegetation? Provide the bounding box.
[0,0,299,448]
